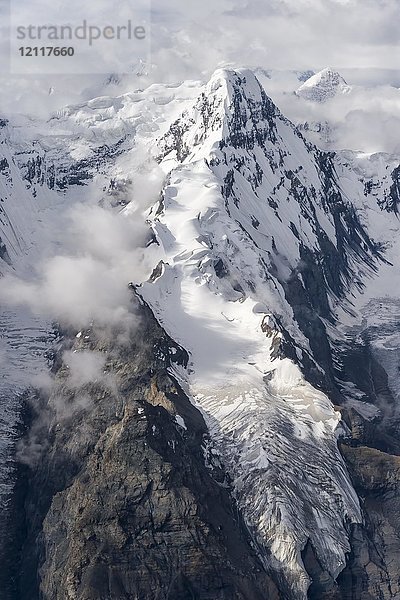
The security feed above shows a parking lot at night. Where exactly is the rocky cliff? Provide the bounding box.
[12,302,281,600]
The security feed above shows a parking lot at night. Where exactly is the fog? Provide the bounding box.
[0,154,162,331]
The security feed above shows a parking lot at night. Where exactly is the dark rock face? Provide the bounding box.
[0,396,32,600]
[303,541,342,600]
[301,336,400,600]
[380,165,400,213]
[14,138,126,196]
[388,166,400,213]
[0,235,11,265]
[337,447,400,600]
[15,302,280,600]
[333,342,400,599]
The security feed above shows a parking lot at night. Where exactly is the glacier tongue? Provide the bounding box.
[140,69,368,597]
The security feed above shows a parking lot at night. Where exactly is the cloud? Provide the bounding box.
[148,0,400,81]
[62,350,107,388]
[0,254,136,329]
[0,159,162,331]
[16,350,111,466]
[17,330,123,467]
[0,0,398,121]
[270,81,400,154]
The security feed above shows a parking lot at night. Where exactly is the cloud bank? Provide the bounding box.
[0,158,162,332]
[0,0,398,119]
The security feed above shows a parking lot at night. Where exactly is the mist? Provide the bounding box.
[1,0,398,120]
[0,157,162,332]
[269,81,400,155]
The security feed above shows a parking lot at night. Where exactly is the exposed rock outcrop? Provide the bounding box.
[15,302,280,600]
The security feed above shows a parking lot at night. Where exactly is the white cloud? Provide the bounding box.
[269,81,400,154]
[0,163,161,330]
[62,350,107,388]
[0,0,398,121]
[148,0,400,80]
[0,253,136,329]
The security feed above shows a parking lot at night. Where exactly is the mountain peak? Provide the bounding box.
[296,67,351,102]
[158,68,280,164]
[208,67,267,97]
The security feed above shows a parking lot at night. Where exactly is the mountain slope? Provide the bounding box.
[139,68,390,597]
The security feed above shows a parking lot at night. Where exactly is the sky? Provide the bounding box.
[0,0,399,118]
[150,0,400,80]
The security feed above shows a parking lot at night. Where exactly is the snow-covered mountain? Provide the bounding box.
[141,69,370,596]
[1,68,400,599]
[140,68,400,598]
[296,68,351,103]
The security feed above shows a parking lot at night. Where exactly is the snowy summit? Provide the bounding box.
[296,67,351,102]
